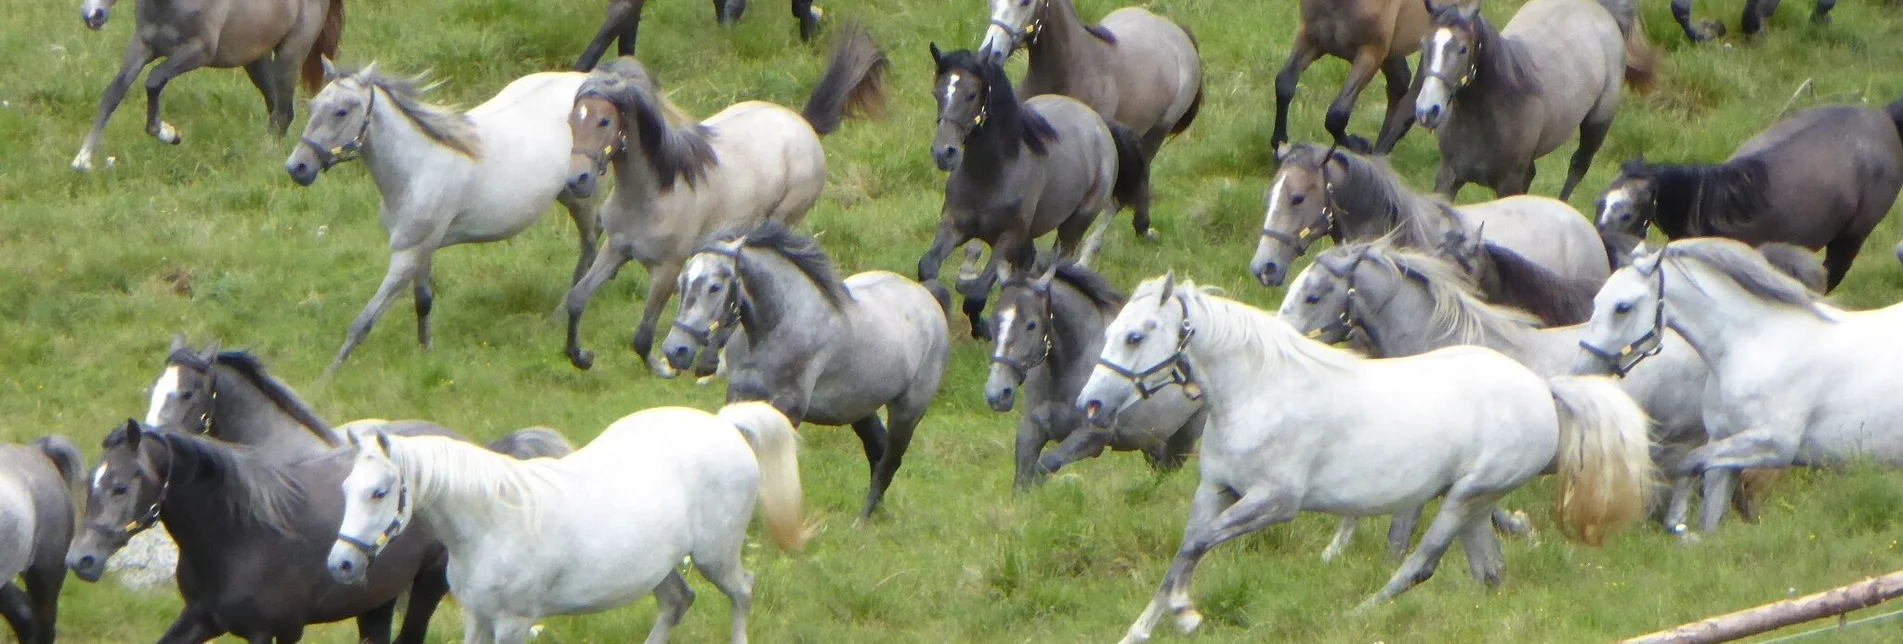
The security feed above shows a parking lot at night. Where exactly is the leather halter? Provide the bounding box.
[335,485,410,559]
[118,438,172,538]
[989,300,1053,381]
[1579,261,1667,377]
[1096,296,1203,401]
[989,13,1044,50]
[1261,147,1344,254]
[672,245,745,349]
[570,92,629,174]
[1422,31,1478,91]
[299,86,375,170]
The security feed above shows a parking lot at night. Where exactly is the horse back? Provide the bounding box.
[1733,107,1903,238]
[789,272,948,424]
[1095,8,1202,137]
[634,101,824,246]
[1021,96,1119,229]
[0,448,73,574]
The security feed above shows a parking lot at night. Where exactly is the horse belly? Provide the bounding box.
[208,3,299,66]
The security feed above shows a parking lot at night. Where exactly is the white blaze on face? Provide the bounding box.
[575,103,590,122]
[144,366,180,427]
[1263,173,1292,234]
[91,463,109,491]
[1599,186,1633,226]
[993,307,1018,359]
[1429,28,1455,70]
[943,72,963,107]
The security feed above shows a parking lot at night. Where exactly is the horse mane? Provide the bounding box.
[1479,243,1598,326]
[1288,143,1448,245]
[935,48,1060,156]
[1432,5,1538,98]
[578,67,718,189]
[169,349,339,446]
[588,57,696,125]
[1013,260,1125,312]
[383,434,544,523]
[1345,242,1543,346]
[1753,242,1827,294]
[109,426,304,536]
[1644,159,1772,237]
[714,222,852,312]
[1135,276,1362,376]
[1662,239,1831,320]
[347,64,483,159]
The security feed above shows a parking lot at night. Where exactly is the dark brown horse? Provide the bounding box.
[0,437,84,644]
[1270,0,1431,154]
[1670,0,1837,42]
[72,0,343,171]
[574,0,821,71]
[1595,99,1903,291]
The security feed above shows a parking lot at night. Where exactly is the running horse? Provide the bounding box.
[1269,0,1430,154]
[574,0,825,71]
[0,437,84,644]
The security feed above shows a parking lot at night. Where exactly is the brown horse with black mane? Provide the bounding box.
[1270,0,1432,154]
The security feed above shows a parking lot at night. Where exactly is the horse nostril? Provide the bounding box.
[339,559,353,572]
[78,555,95,569]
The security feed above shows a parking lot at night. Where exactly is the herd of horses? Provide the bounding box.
[12,0,1903,641]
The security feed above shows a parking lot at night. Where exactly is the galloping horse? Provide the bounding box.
[1413,0,1656,200]
[287,65,600,376]
[918,47,1149,339]
[330,404,801,644]
[1081,274,1652,642]
[563,25,888,376]
[1669,0,1837,42]
[1595,99,1903,291]
[575,0,823,70]
[72,0,342,171]
[0,437,84,644]
[1269,0,1429,154]
[661,223,948,519]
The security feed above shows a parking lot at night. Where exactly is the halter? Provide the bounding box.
[1578,260,1667,377]
[671,245,746,350]
[989,12,1044,51]
[112,434,173,539]
[1261,146,1344,254]
[1096,295,1203,401]
[1422,32,1479,91]
[335,485,411,559]
[299,86,376,170]
[570,92,629,174]
[990,302,1053,381]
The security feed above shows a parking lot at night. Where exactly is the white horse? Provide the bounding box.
[1079,274,1653,643]
[285,62,599,376]
[327,402,805,644]
[1576,238,1903,533]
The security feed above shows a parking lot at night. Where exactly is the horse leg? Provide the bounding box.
[1013,409,1054,489]
[1157,486,1302,640]
[0,583,31,643]
[1742,0,1767,34]
[563,240,636,370]
[1373,55,1418,155]
[141,43,211,146]
[242,59,279,122]
[644,570,698,644]
[1672,0,1725,41]
[864,391,931,520]
[1559,117,1613,201]
[1038,426,1114,475]
[1361,491,1500,608]
[1156,408,1203,473]
[956,254,1001,342]
[1457,507,1507,588]
[1490,507,1533,538]
[1120,482,1239,644]
[691,552,754,644]
[1064,209,1108,268]
[461,609,497,644]
[792,0,818,42]
[1812,0,1834,24]
[1699,468,1738,534]
[1322,518,1359,563]
[1434,163,1466,202]
[354,599,398,644]
[1385,504,1423,561]
[1269,35,1322,153]
[329,244,436,377]
[575,0,638,71]
[22,561,61,644]
[153,608,227,644]
[1664,474,1696,540]
[849,414,888,488]
[559,184,603,287]
[634,263,684,378]
[491,615,537,644]
[413,255,436,350]
[1821,234,1861,292]
[394,565,451,644]
[1326,51,1386,155]
[915,219,970,320]
[72,39,155,171]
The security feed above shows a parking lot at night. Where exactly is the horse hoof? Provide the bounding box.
[71,152,94,172]
[155,122,181,145]
[695,374,718,387]
[569,350,596,371]
[1696,20,1726,40]
[1143,228,1162,242]
[1175,609,1203,634]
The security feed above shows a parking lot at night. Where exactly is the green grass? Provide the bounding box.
[5,0,1903,641]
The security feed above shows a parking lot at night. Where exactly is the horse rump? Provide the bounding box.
[717,402,809,552]
[800,22,889,136]
[302,0,346,94]
[484,428,576,460]
[1597,0,1657,93]
[31,435,87,500]
[1170,24,1204,137]
[1546,375,1656,547]
[1107,122,1151,211]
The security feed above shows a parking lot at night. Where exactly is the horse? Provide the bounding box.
[1248,143,1608,317]
[0,437,84,644]
[659,223,948,519]
[562,25,889,376]
[1575,238,1903,534]
[328,403,802,644]
[1669,0,1836,42]
[1279,241,1828,544]
[285,64,602,377]
[1436,228,1601,326]
[70,0,342,171]
[1601,230,1829,294]
[1268,0,1429,154]
[1078,274,1653,642]
[1413,0,1657,200]
[575,0,823,71]
[68,419,569,644]
[1594,99,1903,292]
[984,261,1204,488]
[917,46,1150,340]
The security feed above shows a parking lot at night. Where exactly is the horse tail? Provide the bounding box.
[719,402,809,552]
[32,435,87,502]
[1169,24,1203,137]
[1546,375,1656,547]
[1599,0,1657,94]
[800,21,889,136]
[302,0,345,94]
[1107,121,1151,210]
[1755,242,1828,293]
[484,427,576,460]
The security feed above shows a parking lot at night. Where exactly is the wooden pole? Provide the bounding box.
[1622,571,1903,644]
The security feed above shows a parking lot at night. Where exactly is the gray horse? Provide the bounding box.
[1413,0,1657,200]
[917,46,1149,340]
[660,223,949,519]
[72,0,342,171]
[985,262,1203,488]
[0,437,84,644]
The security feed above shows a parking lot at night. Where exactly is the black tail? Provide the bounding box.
[1888,96,1903,145]
[1108,122,1151,209]
[33,435,87,501]
[484,427,576,460]
[1169,25,1203,137]
[800,22,889,136]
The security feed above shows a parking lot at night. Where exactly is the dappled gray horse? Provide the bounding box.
[0,437,84,644]
[661,223,949,519]
[985,262,1203,488]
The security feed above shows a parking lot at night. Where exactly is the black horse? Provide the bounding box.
[575,0,822,70]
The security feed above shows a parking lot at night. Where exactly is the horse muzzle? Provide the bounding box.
[65,540,113,583]
[82,7,108,30]
[1250,256,1286,287]
[326,541,372,585]
[933,145,961,172]
[984,371,1018,413]
[566,169,598,199]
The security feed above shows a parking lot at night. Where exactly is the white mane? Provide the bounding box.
[386,434,550,524]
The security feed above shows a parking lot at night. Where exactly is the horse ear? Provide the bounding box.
[321,56,338,82]
[1423,0,1439,16]
[1034,262,1058,289]
[1456,1,1480,19]
[198,340,220,363]
[374,431,393,456]
[929,42,944,68]
[170,333,188,353]
[123,419,142,448]
[1273,143,1291,164]
[1158,270,1177,303]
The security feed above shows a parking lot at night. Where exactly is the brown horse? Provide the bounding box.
[1270,0,1431,154]
[72,0,342,171]
[574,0,821,71]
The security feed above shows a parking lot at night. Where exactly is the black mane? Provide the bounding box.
[935,48,1060,156]
[1432,6,1538,98]
[1051,261,1126,311]
[1481,243,1597,326]
[104,424,305,535]
[709,221,852,312]
[578,70,717,190]
[169,349,335,443]
[1644,159,1773,238]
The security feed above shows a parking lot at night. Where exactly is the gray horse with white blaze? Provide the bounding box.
[661,223,949,519]
[985,261,1203,488]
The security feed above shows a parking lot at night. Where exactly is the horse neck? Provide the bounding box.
[1651,165,1718,237]
[1659,264,1812,367]
[209,366,329,458]
[739,251,842,344]
[1183,296,1340,426]
[1335,171,1440,245]
[392,438,528,551]
[154,439,239,552]
[1452,20,1531,117]
[1047,286,1107,375]
[607,133,665,214]
[1026,0,1098,86]
[958,120,1022,184]
[360,88,460,201]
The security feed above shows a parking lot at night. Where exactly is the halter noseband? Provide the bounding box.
[300,85,376,170]
[990,297,1054,381]
[989,12,1044,51]
[672,245,746,350]
[1578,261,1667,377]
[116,437,173,539]
[1096,296,1203,401]
[1262,148,1345,254]
[335,485,411,559]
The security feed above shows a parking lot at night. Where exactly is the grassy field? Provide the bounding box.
[6,0,1903,641]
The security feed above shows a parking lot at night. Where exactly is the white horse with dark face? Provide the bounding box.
[1576,238,1903,533]
[328,403,805,644]
[1079,274,1654,643]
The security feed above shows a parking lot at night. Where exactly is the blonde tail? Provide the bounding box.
[719,402,808,552]
[1548,376,1656,546]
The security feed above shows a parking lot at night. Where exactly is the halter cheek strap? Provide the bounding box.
[1096,296,1204,401]
[990,313,1053,381]
[1579,263,1667,377]
[1262,149,1345,254]
[336,486,410,559]
[299,88,376,170]
[989,15,1043,49]
[672,245,746,349]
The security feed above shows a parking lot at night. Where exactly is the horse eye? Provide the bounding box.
[1125,331,1145,346]
[1290,194,1306,205]
[372,488,389,500]
[709,283,723,294]
[598,117,610,127]
[334,107,349,118]
[179,390,194,400]
[1304,294,1321,305]
[1026,320,1038,330]
[1614,302,1634,315]
[111,485,129,496]
[1620,214,1633,221]
[1458,45,1469,55]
